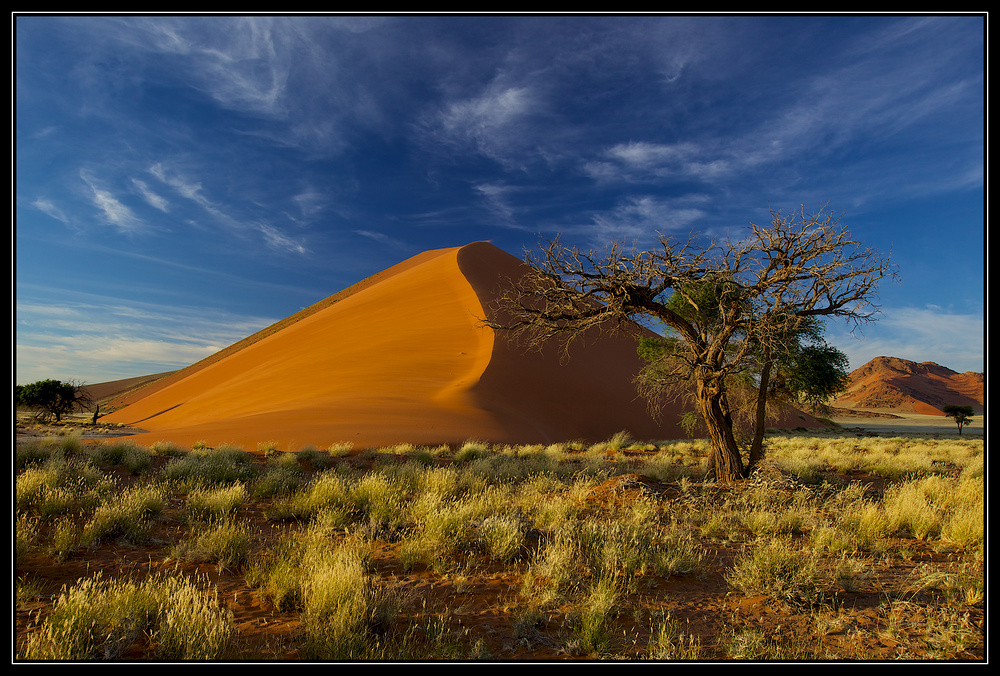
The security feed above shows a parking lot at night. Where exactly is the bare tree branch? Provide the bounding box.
[487,206,897,482]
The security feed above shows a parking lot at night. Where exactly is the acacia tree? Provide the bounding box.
[746,320,851,466]
[942,405,974,435]
[487,206,896,482]
[15,379,92,422]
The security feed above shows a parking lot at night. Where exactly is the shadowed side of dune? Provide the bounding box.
[457,241,685,444]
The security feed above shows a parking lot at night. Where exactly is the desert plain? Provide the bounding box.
[14,243,985,662]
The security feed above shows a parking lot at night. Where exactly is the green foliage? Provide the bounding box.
[943,405,974,435]
[16,379,91,422]
[664,276,745,328]
[773,332,851,410]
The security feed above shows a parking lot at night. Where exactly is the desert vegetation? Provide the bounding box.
[15,429,983,661]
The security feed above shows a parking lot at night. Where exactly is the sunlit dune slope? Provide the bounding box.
[104,245,503,450]
[104,242,814,452]
[102,247,451,411]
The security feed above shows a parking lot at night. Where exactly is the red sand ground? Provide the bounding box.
[103,242,817,452]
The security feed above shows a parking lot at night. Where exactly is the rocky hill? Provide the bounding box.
[831,356,984,415]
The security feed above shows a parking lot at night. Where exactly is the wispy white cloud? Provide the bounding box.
[422,81,542,169]
[149,163,212,210]
[123,16,291,118]
[353,229,407,250]
[290,189,329,222]
[587,195,707,246]
[131,178,170,212]
[579,17,982,210]
[79,170,147,234]
[256,222,307,255]
[148,161,308,254]
[584,141,726,185]
[473,182,534,230]
[31,198,70,225]
[99,16,388,153]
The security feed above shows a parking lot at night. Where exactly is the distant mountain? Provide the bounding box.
[831,356,984,415]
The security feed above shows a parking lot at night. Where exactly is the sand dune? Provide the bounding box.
[104,242,821,452]
[104,243,691,451]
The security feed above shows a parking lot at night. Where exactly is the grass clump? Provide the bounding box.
[401,494,475,571]
[266,471,356,522]
[170,519,255,571]
[149,440,186,457]
[567,576,622,657]
[476,512,529,563]
[185,482,248,522]
[454,440,490,463]
[248,527,400,660]
[81,483,166,546]
[16,433,85,472]
[16,457,112,521]
[253,463,304,499]
[163,444,258,488]
[725,540,825,609]
[299,537,400,660]
[19,571,233,660]
[87,440,152,474]
[647,611,702,660]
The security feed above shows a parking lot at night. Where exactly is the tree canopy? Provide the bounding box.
[15,379,92,422]
[487,206,896,482]
[942,405,974,435]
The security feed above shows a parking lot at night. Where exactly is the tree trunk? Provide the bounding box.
[748,358,773,472]
[697,378,745,482]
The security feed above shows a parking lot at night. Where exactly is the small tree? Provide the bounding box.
[942,405,974,435]
[15,379,92,422]
[487,206,895,482]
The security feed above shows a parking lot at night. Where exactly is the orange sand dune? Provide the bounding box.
[105,243,687,451]
[105,242,817,452]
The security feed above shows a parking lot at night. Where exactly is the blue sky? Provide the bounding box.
[15,14,985,386]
